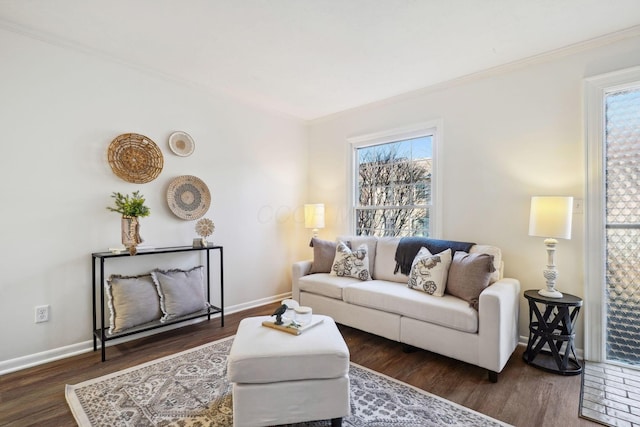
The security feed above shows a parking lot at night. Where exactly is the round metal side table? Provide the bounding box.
[523,289,583,375]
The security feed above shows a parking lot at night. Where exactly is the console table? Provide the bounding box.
[92,245,224,361]
[523,289,582,375]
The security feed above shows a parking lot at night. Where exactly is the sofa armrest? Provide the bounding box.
[477,278,521,373]
[292,260,313,302]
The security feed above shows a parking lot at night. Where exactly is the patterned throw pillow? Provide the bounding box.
[330,241,371,281]
[408,247,452,296]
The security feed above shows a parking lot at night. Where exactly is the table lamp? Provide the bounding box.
[304,203,325,238]
[528,196,573,298]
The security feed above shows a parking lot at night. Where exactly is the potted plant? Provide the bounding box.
[107,191,150,255]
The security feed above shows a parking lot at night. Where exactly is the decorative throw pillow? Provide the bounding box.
[309,238,350,274]
[408,247,452,296]
[446,252,496,310]
[106,274,162,334]
[151,266,209,322]
[330,241,371,281]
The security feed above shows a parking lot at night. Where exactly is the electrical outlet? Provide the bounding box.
[35,305,49,323]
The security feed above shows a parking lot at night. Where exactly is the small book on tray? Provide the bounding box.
[261,316,324,335]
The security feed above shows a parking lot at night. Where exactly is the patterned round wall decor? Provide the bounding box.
[107,133,164,183]
[168,131,195,157]
[166,175,211,220]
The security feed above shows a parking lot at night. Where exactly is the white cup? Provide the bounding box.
[294,306,312,325]
[281,299,299,322]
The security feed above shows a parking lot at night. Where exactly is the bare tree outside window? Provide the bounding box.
[355,136,432,236]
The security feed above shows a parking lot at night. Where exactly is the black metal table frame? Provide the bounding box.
[523,289,582,375]
[92,245,224,361]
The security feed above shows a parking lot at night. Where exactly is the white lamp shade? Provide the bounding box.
[528,196,573,239]
[304,204,325,229]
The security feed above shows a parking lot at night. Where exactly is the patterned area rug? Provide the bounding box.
[66,336,510,426]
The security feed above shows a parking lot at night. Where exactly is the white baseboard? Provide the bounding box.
[0,293,291,376]
[5,298,587,377]
[0,341,94,376]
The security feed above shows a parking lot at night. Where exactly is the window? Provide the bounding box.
[584,66,640,363]
[349,122,441,237]
[603,87,640,365]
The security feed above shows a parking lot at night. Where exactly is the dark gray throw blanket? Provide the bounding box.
[394,237,475,275]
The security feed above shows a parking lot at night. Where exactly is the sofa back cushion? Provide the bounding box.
[373,237,410,283]
[337,235,377,274]
[332,236,503,285]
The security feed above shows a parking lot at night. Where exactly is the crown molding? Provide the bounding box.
[2,17,639,125]
[309,25,640,125]
[0,17,303,123]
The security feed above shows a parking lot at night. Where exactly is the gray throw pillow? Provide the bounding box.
[309,238,349,274]
[151,266,208,322]
[446,252,495,310]
[106,274,162,334]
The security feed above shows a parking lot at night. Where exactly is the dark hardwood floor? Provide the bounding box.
[0,302,596,427]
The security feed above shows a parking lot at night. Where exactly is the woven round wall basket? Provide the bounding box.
[108,133,164,183]
[166,175,211,220]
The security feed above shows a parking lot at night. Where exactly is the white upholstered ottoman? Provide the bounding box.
[227,315,350,427]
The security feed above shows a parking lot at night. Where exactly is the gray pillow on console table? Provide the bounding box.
[151,266,209,322]
[106,273,162,335]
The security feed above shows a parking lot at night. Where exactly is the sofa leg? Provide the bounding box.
[488,370,498,383]
[401,343,418,353]
[331,417,342,427]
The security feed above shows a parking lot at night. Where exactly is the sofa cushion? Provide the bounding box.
[446,252,495,310]
[373,237,409,283]
[408,248,452,296]
[309,238,346,274]
[330,242,371,281]
[298,273,361,300]
[469,245,502,283]
[337,235,377,274]
[343,280,478,333]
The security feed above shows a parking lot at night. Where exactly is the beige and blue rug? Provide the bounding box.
[66,336,510,426]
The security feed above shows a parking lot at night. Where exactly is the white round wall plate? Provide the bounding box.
[168,131,195,157]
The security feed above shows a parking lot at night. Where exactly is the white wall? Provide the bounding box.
[0,28,309,368]
[307,33,640,350]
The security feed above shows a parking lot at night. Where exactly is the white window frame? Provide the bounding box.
[584,66,640,362]
[347,120,443,237]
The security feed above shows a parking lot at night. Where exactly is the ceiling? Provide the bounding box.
[2,1,640,120]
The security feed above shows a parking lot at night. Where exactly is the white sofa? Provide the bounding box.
[292,235,520,382]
